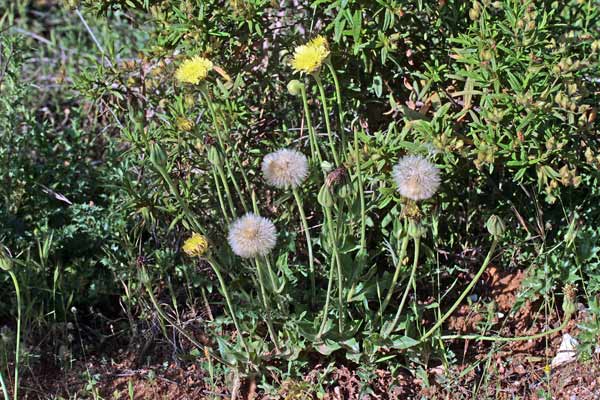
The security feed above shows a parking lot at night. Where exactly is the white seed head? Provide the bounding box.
[392,155,441,201]
[227,213,277,258]
[261,149,309,189]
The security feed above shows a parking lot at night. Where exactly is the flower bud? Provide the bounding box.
[486,215,505,238]
[562,284,577,315]
[317,183,334,208]
[0,246,13,271]
[407,219,425,239]
[207,146,223,168]
[287,80,304,96]
[148,142,168,167]
[469,7,480,20]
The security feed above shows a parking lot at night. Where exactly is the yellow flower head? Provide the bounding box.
[175,56,213,84]
[182,233,209,257]
[290,36,330,74]
[176,117,195,132]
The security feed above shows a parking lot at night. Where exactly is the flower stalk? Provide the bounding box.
[298,83,323,165]
[385,236,421,337]
[292,187,316,300]
[420,238,498,342]
[313,74,340,166]
[205,256,249,352]
[325,61,346,156]
[377,231,410,320]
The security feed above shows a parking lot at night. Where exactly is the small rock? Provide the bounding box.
[551,333,578,368]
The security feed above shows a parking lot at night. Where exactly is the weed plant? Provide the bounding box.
[0,0,599,397]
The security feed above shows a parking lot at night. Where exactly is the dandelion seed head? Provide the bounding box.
[261,149,309,189]
[392,155,440,201]
[175,56,213,84]
[290,36,330,74]
[182,233,209,257]
[228,213,277,258]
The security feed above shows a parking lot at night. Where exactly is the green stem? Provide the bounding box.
[385,236,420,337]
[378,233,410,320]
[216,163,237,218]
[8,271,20,400]
[299,84,323,165]
[211,168,231,224]
[313,74,340,166]
[441,310,572,342]
[324,207,344,333]
[149,159,205,235]
[325,61,346,156]
[292,187,316,301]
[205,257,249,352]
[200,89,249,212]
[141,268,231,366]
[318,251,337,337]
[254,259,280,351]
[0,369,9,400]
[420,238,499,342]
[347,127,367,301]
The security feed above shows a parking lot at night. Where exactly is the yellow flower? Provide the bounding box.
[543,364,551,375]
[176,117,195,132]
[175,56,213,84]
[290,36,330,74]
[182,233,209,257]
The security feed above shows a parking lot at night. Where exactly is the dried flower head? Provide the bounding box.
[175,56,213,84]
[182,233,209,257]
[325,166,349,189]
[290,36,330,74]
[228,213,277,258]
[261,149,309,189]
[392,155,440,201]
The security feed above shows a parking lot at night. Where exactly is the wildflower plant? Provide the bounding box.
[66,0,600,393]
[290,36,330,75]
[175,56,213,84]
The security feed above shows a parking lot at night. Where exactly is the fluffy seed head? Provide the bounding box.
[175,56,213,84]
[290,36,330,74]
[392,155,440,201]
[182,233,209,257]
[261,149,309,189]
[228,213,277,258]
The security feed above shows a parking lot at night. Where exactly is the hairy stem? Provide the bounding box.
[440,310,573,342]
[420,239,498,342]
[313,74,340,166]
[299,83,323,165]
[385,236,420,337]
[318,251,337,337]
[141,267,230,366]
[200,88,249,212]
[324,207,344,333]
[205,257,248,352]
[292,187,316,301]
[325,61,346,156]
[378,233,410,320]
[212,168,231,224]
[255,259,281,351]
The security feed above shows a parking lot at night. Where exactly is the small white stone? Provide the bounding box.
[551,333,578,368]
